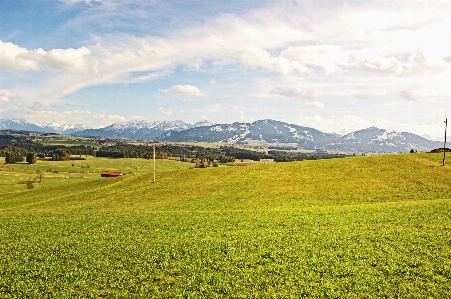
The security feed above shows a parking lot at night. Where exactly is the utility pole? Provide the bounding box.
[443,117,448,166]
[153,145,156,183]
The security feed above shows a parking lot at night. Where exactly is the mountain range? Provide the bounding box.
[157,120,443,153]
[0,118,88,134]
[0,117,443,153]
[72,120,215,139]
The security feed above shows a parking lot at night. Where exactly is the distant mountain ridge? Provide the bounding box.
[72,120,216,139]
[158,119,337,148]
[0,117,443,153]
[331,127,442,152]
[158,120,442,152]
[39,122,88,134]
[0,118,87,135]
[0,118,46,132]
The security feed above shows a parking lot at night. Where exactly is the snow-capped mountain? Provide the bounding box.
[328,127,442,152]
[336,128,354,136]
[159,121,442,153]
[193,120,216,128]
[0,118,45,132]
[0,118,88,134]
[159,119,336,148]
[72,120,206,139]
[39,122,88,134]
[0,118,443,152]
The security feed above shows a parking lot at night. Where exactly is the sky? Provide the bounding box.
[0,0,450,139]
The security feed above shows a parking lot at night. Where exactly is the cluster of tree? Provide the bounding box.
[2,149,40,164]
[5,151,24,163]
[428,148,451,153]
[0,132,33,145]
[50,149,72,161]
[0,143,96,163]
[94,144,271,162]
[192,157,218,168]
[268,150,349,162]
[267,145,298,151]
[1,131,351,164]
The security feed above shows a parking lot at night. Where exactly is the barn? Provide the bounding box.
[101,171,123,177]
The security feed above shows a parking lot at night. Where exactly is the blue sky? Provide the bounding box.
[0,0,450,138]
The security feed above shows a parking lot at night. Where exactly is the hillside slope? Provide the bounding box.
[2,153,450,212]
[1,154,451,297]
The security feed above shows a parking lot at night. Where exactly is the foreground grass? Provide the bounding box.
[1,153,451,297]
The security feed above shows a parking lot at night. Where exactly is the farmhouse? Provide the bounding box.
[101,171,123,177]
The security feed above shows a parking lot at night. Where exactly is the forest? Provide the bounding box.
[0,130,349,163]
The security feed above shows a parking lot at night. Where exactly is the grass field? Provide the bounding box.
[1,153,451,297]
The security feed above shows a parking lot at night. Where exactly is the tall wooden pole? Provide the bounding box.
[153,145,156,183]
[443,117,448,166]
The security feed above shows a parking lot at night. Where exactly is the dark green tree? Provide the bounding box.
[26,152,37,164]
[5,152,24,164]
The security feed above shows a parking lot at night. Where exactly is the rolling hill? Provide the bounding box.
[1,153,451,297]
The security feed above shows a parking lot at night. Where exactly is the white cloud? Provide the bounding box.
[230,105,244,115]
[185,57,203,70]
[92,114,126,122]
[159,108,173,115]
[0,89,17,103]
[30,102,46,111]
[282,45,348,75]
[0,41,39,71]
[59,0,102,5]
[399,90,421,102]
[23,46,96,73]
[299,114,373,134]
[209,79,216,85]
[271,85,323,100]
[232,46,311,75]
[305,102,324,109]
[353,55,403,74]
[159,84,207,97]
[353,93,373,100]
[0,41,96,74]
[66,102,84,107]
[64,109,91,115]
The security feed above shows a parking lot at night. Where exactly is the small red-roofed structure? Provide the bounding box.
[101,171,123,177]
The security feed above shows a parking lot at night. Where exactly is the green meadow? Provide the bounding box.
[1,153,451,297]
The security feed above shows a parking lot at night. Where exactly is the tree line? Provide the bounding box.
[0,144,96,164]
[1,140,349,164]
[94,144,270,162]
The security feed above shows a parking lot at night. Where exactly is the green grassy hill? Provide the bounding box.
[1,153,451,297]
